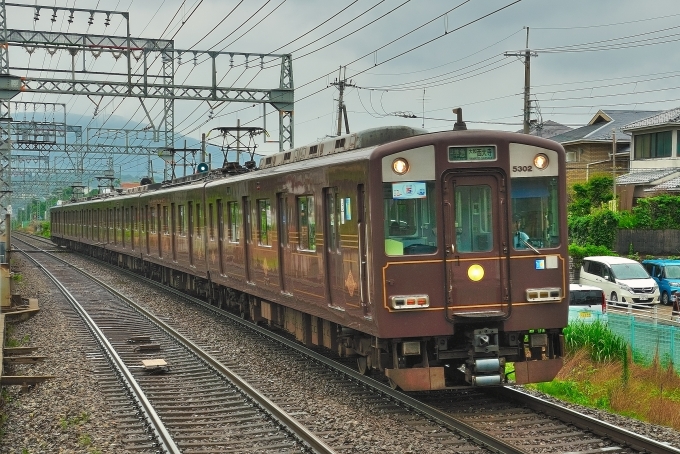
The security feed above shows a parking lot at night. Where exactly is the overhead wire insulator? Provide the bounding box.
[51,9,57,23]
[68,9,74,24]
[88,12,94,26]
[104,13,111,26]
[33,7,40,21]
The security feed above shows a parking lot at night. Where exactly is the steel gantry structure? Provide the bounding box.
[0,0,294,229]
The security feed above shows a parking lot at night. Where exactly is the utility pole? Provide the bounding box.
[612,128,617,211]
[330,66,355,136]
[505,27,537,134]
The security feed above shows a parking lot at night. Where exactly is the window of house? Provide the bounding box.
[258,199,272,246]
[634,131,672,159]
[297,195,316,251]
[228,201,240,243]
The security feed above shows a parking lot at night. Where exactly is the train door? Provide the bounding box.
[277,193,291,293]
[188,201,194,266]
[357,184,369,312]
[217,200,225,275]
[323,187,343,307]
[242,197,252,283]
[443,171,509,318]
[171,203,177,261]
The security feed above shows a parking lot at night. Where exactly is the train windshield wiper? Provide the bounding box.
[522,239,540,255]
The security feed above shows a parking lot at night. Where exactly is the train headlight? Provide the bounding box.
[468,264,484,282]
[392,158,410,175]
[533,153,549,170]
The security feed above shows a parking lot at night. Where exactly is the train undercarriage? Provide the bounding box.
[57,239,564,391]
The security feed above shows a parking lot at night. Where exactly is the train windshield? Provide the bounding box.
[511,176,560,249]
[383,181,437,255]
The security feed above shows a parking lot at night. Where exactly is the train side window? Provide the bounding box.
[208,203,215,240]
[257,199,272,246]
[297,195,316,251]
[178,205,186,236]
[227,201,240,243]
[383,182,437,255]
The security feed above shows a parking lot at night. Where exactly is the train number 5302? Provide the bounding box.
[512,165,533,172]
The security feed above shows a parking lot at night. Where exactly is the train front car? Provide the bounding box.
[367,130,567,391]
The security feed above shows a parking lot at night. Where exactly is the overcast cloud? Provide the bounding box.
[6,0,680,182]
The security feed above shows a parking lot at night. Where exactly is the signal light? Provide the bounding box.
[197,162,209,173]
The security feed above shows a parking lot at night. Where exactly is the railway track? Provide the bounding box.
[14,233,680,453]
[12,235,334,454]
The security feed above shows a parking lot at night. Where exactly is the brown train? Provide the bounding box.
[51,125,568,391]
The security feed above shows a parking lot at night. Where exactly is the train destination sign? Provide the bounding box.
[448,146,496,162]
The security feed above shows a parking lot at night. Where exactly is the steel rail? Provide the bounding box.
[13,242,181,454]
[12,235,336,454]
[490,387,680,454]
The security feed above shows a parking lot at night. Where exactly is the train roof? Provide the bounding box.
[58,126,427,206]
[258,125,426,170]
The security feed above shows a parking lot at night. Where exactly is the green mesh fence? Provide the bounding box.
[607,311,680,369]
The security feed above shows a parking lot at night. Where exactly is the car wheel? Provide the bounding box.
[662,291,670,306]
[610,292,618,304]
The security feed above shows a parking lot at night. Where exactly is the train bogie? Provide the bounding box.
[51,125,568,391]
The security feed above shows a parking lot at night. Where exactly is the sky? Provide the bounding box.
[6,0,680,186]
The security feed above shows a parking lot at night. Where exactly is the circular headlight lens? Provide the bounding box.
[534,153,549,170]
[392,158,409,175]
[468,264,484,282]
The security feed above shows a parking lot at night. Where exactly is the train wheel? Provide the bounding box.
[357,356,368,375]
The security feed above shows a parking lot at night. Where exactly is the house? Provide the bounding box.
[550,110,660,186]
[517,120,572,139]
[617,107,680,210]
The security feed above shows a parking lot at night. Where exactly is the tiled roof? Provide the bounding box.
[644,175,680,191]
[623,107,680,130]
[551,110,661,143]
[616,168,680,185]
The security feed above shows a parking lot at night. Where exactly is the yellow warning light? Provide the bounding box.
[468,264,484,282]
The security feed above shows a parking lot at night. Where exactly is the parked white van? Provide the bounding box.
[579,256,659,306]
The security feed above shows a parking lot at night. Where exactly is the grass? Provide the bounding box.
[3,323,29,348]
[58,412,90,430]
[527,321,680,431]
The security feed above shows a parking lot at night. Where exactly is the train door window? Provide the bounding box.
[196,203,202,238]
[188,202,194,237]
[178,205,186,236]
[383,182,437,255]
[131,207,137,249]
[163,205,169,235]
[277,194,288,247]
[511,176,560,249]
[217,200,225,274]
[257,199,272,246]
[325,190,340,253]
[455,185,492,253]
[297,195,316,251]
[227,201,240,243]
[150,206,156,233]
[208,203,215,241]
